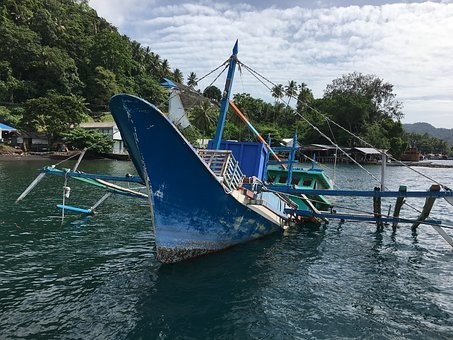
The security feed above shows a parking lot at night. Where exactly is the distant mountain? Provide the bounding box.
[403,122,453,145]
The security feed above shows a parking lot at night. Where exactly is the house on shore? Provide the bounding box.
[300,144,353,163]
[79,122,128,157]
[12,131,49,152]
[298,144,387,164]
[350,147,387,164]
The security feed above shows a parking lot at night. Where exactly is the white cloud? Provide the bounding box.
[89,1,453,128]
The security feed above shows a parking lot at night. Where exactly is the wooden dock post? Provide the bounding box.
[392,186,407,231]
[411,184,440,231]
[373,187,383,230]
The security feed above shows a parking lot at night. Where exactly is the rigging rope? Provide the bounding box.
[297,113,382,184]
[206,63,229,89]
[197,59,230,83]
[238,60,451,192]
[195,57,451,213]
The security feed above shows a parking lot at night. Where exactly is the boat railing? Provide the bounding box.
[197,149,244,191]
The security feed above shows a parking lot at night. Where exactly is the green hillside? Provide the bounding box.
[0,0,177,139]
[403,122,453,146]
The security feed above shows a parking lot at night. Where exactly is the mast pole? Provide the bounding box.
[212,40,239,150]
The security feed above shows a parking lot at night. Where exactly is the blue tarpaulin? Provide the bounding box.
[160,78,177,89]
[0,123,16,131]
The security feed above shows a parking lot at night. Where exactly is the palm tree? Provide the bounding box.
[173,68,183,84]
[187,72,198,88]
[285,80,298,106]
[189,101,217,135]
[296,82,314,114]
[161,59,171,78]
[145,52,161,74]
[271,84,284,103]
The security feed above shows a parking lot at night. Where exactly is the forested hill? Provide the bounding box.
[0,0,178,138]
[2,0,443,158]
[403,123,453,146]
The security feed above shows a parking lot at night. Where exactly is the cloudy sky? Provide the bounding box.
[89,0,453,128]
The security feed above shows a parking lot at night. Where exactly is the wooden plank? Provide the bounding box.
[263,186,453,198]
[284,209,442,225]
[411,184,440,231]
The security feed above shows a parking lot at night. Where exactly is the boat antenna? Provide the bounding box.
[212,40,239,150]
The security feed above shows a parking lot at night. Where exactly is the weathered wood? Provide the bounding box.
[411,184,440,231]
[373,187,383,230]
[392,186,407,231]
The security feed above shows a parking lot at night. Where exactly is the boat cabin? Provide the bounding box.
[266,166,332,211]
[266,167,331,190]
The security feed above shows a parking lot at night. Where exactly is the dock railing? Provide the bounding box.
[197,149,244,191]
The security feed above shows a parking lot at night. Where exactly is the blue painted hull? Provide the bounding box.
[109,94,282,263]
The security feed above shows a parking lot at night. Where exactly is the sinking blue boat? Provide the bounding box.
[109,42,294,263]
[16,41,453,261]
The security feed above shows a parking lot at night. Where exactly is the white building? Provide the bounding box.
[79,122,128,156]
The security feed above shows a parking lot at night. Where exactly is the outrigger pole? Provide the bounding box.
[228,100,287,169]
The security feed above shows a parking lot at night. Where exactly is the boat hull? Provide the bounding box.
[109,94,282,263]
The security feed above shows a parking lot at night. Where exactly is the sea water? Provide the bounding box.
[1,159,452,339]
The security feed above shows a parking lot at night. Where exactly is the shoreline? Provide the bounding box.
[0,151,131,162]
[2,153,452,168]
[0,153,54,161]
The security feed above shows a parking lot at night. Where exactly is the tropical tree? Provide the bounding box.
[160,59,171,78]
[189,100,217,135]
[145,52,161,76]
[203,85,221,102]
[233,93,266,121]
[0,61,22,103]
[313,92,375,146]
[0,105,23,127]
[85,66,119,109]
[406,132,450,155]
[187,72,198,88]
[135,75,168,106]
[173,68,183,83]
[285,80,298,106]
[324,72,403,121]
[63,127,113,154]
[296,82,315,115]
[22,93,89,144]
[89,31,133,80]
[271,84,284,103]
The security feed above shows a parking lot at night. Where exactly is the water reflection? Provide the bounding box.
[129,235,280,339]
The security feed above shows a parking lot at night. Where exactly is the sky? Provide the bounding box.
[89,0,453,128]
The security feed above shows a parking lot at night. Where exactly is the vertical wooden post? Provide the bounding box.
[411,184,440,231]
[373,187,383,230]
[392,185,407,231]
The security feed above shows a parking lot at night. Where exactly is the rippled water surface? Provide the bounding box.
[1,159,453,339]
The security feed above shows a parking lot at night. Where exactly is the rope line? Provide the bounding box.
[238,60,451,191]
[206,63,229,89]
[197,59,230,83]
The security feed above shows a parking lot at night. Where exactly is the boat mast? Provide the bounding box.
[212,40,239,150]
